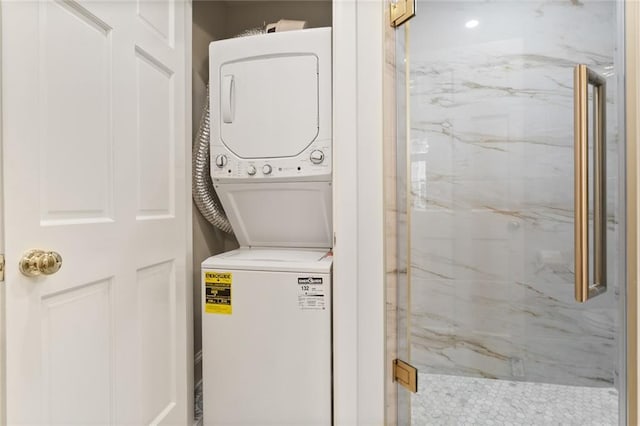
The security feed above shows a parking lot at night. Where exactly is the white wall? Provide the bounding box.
[224,1,331,36]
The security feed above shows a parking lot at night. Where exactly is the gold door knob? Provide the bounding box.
[19,249,63,277]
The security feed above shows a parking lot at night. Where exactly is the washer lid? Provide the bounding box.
[202,247,332,273]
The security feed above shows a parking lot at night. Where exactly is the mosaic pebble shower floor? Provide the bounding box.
[411,373,618,426]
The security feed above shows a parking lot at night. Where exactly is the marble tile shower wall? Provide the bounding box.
[407,1,620,387]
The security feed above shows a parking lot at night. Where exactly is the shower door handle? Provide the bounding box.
[574,64,607,303]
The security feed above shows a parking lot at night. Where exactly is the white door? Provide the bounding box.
[1,0,190,424]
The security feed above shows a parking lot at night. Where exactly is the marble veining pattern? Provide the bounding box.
[406,0,622,388]
[411,373,618,426]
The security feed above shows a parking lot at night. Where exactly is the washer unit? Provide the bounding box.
[202,248,332,425]
[202,28,332,426]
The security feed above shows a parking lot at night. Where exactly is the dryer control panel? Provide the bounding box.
[209,28,332,183]
[212,140,331,180]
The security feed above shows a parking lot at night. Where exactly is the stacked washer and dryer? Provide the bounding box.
[201,28,333,425]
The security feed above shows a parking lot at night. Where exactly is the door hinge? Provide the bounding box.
[390,0,416,28]
[393,359,418,393]
[0,254,5,281]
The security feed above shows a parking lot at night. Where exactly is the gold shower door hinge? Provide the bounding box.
[390,0,416,28]
[393,359,418,392]
[0,254,5,281]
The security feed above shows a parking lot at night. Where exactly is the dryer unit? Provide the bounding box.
[209,27,332,183]
[203,27,333,426]
[209,27,332,249]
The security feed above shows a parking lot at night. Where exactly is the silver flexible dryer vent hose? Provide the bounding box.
[192,84,233,233]
[192,26,265,233]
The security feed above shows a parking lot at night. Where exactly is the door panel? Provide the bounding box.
[137,260,177,425]
[138,0,174,44]
[135,46,175,219]
[2,1,189,424]
[40,0,114,223]
[42,279,113,424]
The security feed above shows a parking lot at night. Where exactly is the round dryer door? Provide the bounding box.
[219,54,319,159]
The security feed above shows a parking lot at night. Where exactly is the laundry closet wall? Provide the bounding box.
[191,0,332,385]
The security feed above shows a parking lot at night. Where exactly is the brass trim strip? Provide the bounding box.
[574,64,607,303]
[626,0,639,423]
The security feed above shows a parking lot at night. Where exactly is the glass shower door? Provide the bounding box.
[395,1,625,424]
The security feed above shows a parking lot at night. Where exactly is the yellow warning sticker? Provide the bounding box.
[204,272,232,315]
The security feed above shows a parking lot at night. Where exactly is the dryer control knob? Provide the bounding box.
[310,150,325,164]
[262,164,272,175]
[247,165,257,176]
[215,154,227,168]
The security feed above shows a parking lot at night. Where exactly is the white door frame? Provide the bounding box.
[0,2,4,422]
[184,1,195,424]
[332,1,386,424]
